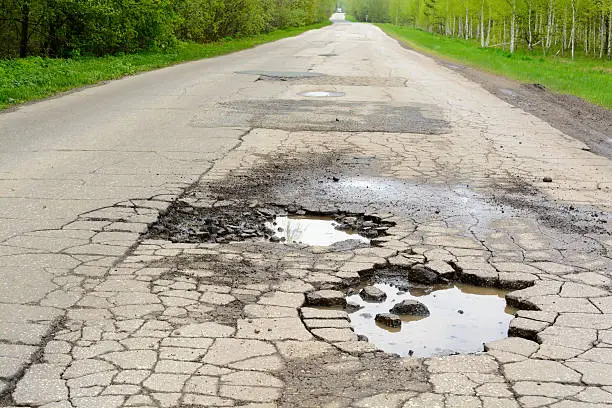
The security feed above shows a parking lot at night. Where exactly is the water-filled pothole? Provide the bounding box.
[299,91,345,97]
[347,282,517,357]
[266,216,369,245]
[147,201,392,244]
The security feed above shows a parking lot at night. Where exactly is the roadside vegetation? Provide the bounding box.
[378,24,612,108]
[0,0,335,109]
[346,0,611,60]
[342,0,610,108]
[0,23,330,110]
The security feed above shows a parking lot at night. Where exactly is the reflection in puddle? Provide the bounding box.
[267,216,369,246]
[299,91,345,97]
[348,282,517,357]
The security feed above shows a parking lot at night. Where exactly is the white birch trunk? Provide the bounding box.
[545,0,554,53]
[600,11,605,58]
[608,8,611,59]
[486,7,492,46]
[563,7,567,51]
[528,2,533,50]
[571,0,576,59]
[465,4,469,39]
[480,0,485,47]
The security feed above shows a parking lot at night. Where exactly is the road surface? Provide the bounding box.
[0,14,611,408]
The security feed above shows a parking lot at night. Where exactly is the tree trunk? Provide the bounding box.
[528,1,533,50]
[446,0,451,35]
[600,11,605,58]
[503,18,507,50]
[486,7,492,46]
[608,7,612,59]
[19,1,30,58]
[571,0,576,59]
[545,0,553,53]
[465,4,469,39]
[510,0,516,53]
[563,6,567,52]
[480,0,485,47]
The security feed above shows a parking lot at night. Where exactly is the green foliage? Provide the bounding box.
[347,0,612,60]
[0,22,331,109]
[0,0,336,58]
[378,23,612,108]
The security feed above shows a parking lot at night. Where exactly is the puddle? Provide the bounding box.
[299,91,345,97]
[347,282,517,357]
[266,216,369,246]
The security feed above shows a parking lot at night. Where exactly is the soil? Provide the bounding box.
[394,39,612,159]
[146,154,396,244]
[148,150,609,253]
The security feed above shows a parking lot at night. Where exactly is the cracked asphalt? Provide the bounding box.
[0,14,611,408]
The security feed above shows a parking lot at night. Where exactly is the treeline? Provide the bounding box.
[0,0,335,58]
[347,0,612,58]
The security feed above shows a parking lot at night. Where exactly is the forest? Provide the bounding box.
[0,0,336,58]
[346,0,612,58]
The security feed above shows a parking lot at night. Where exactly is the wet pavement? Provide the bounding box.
[0,13,611,408]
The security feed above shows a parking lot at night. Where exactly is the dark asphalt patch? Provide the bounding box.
[192,99,451,134]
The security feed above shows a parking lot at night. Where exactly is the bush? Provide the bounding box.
[0,0,335,58]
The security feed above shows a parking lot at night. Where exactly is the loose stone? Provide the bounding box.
[306,290,347,307]
[375,313,402,328]
[360,286,387,302]
[390,299,430,316]
[408,264,440,284]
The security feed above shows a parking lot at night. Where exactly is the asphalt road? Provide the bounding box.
[1,14,611,408]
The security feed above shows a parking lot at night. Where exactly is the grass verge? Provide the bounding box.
[377,23,612,109]
[0,22,331,110]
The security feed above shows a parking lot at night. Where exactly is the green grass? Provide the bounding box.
[377,23,612,109]
[0,22,331,110]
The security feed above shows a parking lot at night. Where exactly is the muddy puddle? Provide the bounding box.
[266,216,369,245]
[347,282,516,357]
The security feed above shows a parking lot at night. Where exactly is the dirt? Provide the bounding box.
[279,352,429,407]
[148,150,609,255]
[488,176,611,236]
[393,39,612,159]
[146,154,395,244]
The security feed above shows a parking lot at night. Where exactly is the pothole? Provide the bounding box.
[347,280,516,357]
[147,201,393,245]
[304,259,529,358]
[298,91,345,97]
[265,215,370,245]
